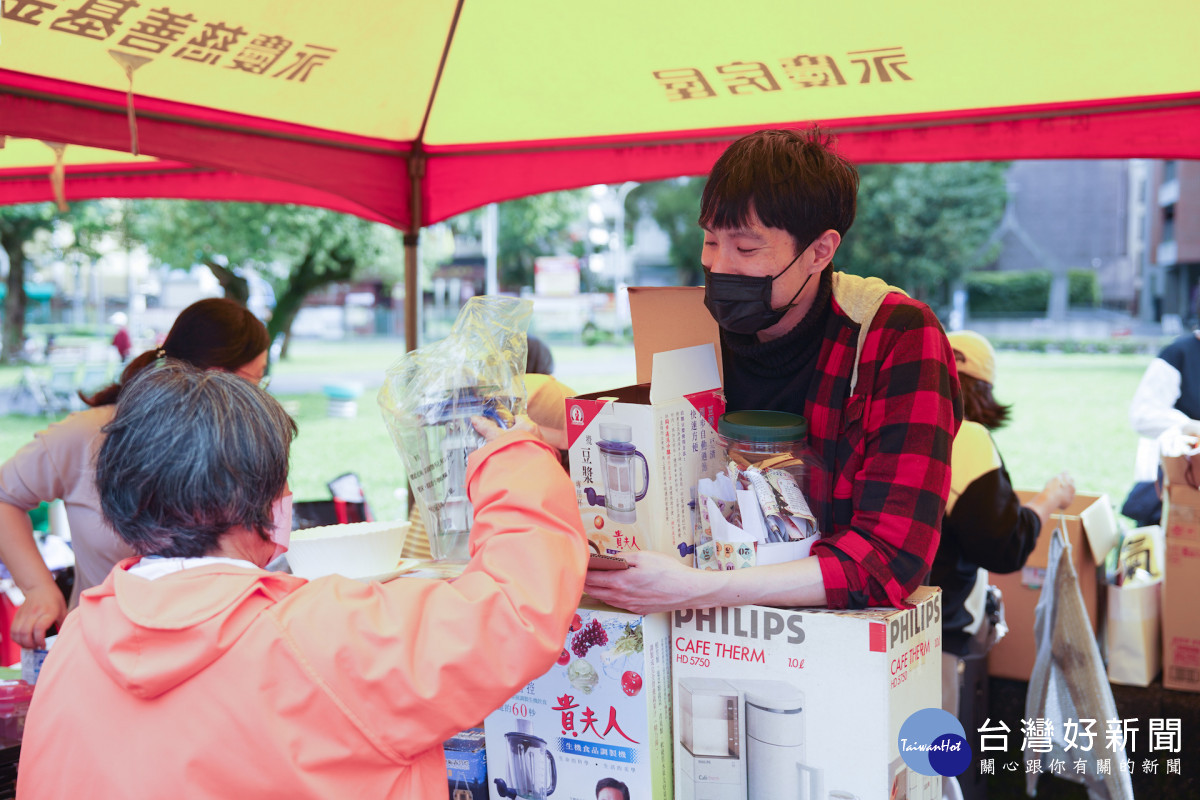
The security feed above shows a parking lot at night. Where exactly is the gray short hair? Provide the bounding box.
[96,359,298,557]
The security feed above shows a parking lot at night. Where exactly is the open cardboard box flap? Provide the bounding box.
[629,286,721,385]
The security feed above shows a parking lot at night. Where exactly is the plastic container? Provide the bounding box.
[0,680,34,743]
[286,520,410,580]
[19,634,56,686]
[716,410,823,538]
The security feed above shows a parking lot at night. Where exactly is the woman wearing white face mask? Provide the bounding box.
[0,297,271,650]
[18,361,587,799]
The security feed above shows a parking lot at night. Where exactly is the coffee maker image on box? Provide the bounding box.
[583,422,649,523]
[678,677,746,800]
[679,678,829,800]
[888,755,938,800]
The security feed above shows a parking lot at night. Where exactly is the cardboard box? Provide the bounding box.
[566,345,725,563]
[987,492,1116,680]
[1161,486,1200,692]
[444,727,488,800]
[484,603,673,800]
[671,588,942,800]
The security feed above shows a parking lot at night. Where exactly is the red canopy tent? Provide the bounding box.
[3,0,1199,348]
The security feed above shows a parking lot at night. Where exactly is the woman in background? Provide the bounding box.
[932,331,1075,711]
[0,297,270,649]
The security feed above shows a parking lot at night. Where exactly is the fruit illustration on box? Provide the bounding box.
[571,619,608,657]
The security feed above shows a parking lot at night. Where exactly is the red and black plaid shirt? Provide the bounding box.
[723,280,962,608]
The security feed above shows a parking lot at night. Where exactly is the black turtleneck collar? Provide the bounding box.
[719,267,835,415]
[720,267,833,378]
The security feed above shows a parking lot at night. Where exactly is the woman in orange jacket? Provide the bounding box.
[17,360,588,799]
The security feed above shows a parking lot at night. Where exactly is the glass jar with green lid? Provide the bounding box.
[716,410,823,540]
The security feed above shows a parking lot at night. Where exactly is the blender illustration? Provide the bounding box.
[494,719,557,800]
[584,422,649,523]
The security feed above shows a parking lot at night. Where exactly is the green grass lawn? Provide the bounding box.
[988,351,1149,511]
[0,343,1156,527]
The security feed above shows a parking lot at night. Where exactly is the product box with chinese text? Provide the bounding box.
[445,727,488,800]
[987,492,1117,680]
[566,344,724,564]
[484,602,673,800]
[1160,454,1200,692]
[671,588,942,800]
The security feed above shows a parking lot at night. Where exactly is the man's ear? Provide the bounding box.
[809,229,842,271]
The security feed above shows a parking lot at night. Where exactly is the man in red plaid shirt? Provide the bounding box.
[586,128,962,611]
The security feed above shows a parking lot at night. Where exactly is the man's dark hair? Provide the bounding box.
[96,359,297,557]
[699,127,859,253]
[957,372,1011,430]
[596,777,630,800]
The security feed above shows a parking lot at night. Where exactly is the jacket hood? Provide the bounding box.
[78,559,307,699]
[830,272,907,395]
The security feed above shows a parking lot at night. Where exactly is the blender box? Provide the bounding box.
[445,727,488,800]
[484,602,673,800]
[566,344,725,564]
[671,588,942,800]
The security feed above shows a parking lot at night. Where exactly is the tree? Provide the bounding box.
[628,177,707,285]
[1,203,59,363]
[839,162,1009,305]
[449,190,588,291]
[130,201,399,357]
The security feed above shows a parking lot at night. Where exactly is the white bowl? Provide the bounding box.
[286,520,410,580]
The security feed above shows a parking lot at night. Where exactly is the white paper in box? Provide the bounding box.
[671,588,943,800]
[566,345,724,563]
[484,603,673,800]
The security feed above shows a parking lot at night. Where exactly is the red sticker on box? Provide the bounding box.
[869,621,887,652]
[565,398,612,448]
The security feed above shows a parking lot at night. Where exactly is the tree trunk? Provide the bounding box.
[202,258,250,305]
[265,244,358,361]
[2,236,28,364]
[268,291,305,360]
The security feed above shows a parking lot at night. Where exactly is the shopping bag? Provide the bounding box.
[1025,527,1134,800]
[1105,578,1162,687]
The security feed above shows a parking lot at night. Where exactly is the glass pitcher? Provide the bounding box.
[594,421,649,523]
[413,389,507,561]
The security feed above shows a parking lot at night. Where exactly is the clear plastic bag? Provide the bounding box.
[377,296,532,560]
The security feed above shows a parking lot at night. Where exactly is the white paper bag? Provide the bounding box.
[1106,578,1162,687]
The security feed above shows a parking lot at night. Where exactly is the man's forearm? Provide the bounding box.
[706,556,827,608]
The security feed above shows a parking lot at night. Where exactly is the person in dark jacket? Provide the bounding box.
[933,330,1075,662]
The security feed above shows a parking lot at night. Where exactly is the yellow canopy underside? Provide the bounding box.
[3,0,1197,144]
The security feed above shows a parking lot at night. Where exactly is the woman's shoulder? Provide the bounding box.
[30,406,117,457]
[951,421,1002,476]
[42,405,117,440]
[955,419,993,445]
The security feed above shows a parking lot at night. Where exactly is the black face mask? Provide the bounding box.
[703,250,813,335]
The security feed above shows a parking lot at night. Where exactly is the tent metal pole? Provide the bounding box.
[405,147,426,353]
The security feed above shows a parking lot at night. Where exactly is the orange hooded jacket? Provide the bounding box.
[17,433,587,798]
